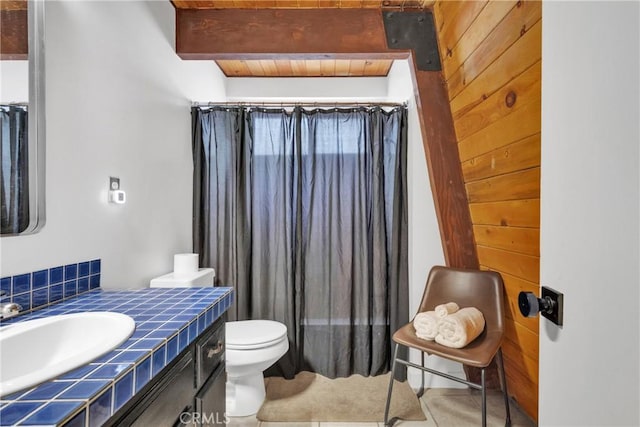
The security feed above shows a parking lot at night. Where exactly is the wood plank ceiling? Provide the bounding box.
[171,0,433,77]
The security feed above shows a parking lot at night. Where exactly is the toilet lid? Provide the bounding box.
[226,320,288,350]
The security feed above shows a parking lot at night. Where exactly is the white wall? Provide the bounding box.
[0,61,29,102]
[0,1,225,288]
[540,1,639,425]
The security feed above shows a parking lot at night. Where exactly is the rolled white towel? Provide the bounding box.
[435,302,460,318]
[413,311,439,341]
[435,307,485,349]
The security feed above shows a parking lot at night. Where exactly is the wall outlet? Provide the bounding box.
[109,177,120,191]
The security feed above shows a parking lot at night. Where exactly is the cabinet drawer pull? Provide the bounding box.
[206,342,224,358]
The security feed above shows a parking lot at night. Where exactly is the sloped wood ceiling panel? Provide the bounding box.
[432,0,541,421]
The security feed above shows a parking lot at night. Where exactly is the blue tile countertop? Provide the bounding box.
[0,287,233,427]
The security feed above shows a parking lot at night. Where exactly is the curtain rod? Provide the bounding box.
[192,101,407,108]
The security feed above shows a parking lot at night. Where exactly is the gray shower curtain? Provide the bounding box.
[1,105,29,235]
[192,106,408,378]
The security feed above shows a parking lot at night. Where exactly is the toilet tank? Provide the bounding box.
[150,268,215,288]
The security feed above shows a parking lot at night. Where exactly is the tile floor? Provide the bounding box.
[228,388,535,427]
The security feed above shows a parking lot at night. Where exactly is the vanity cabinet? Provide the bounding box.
[129,352,195,427]
[194,317,226,427]
[106,317,225,427]
[195,364,227,426]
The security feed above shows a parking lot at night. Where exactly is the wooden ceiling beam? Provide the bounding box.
[414,69,478,268]
[0,6,27,60]
[175,8,478,270]
[176,9,394,59]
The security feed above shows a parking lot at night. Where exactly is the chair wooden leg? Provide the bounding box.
[497,349,512,426]
[384,343,400,427]
[481,368,487,427]
[417,351,425,398]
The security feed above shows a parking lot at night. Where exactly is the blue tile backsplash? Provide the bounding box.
[0,260,101,315]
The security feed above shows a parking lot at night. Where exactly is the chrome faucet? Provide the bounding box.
[0,290,23,319]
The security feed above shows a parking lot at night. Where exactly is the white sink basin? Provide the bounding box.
[0,312,135,397]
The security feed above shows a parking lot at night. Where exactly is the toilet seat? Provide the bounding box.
[226,320,287,350]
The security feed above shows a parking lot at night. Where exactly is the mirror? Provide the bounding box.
[0,0,45,235]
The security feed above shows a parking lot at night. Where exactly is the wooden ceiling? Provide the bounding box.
[0,1,26,11]
[171,1,432,9]
[0,0,27,59]
[2,0,431,76]
[216,58,393,77]
[171,0,433,77]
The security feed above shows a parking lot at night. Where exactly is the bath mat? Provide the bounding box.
[256,371,426,422]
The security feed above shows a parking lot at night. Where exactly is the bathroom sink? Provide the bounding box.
[0,312,135,397]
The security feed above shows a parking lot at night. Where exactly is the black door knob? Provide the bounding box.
[518,292,554,317]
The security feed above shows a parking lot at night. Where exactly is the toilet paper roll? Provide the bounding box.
[174,253,199,275]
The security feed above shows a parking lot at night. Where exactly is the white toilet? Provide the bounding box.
[225,320,289,417]
[149,260,289,417]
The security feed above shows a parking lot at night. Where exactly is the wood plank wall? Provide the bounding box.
[431,0,541,421]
